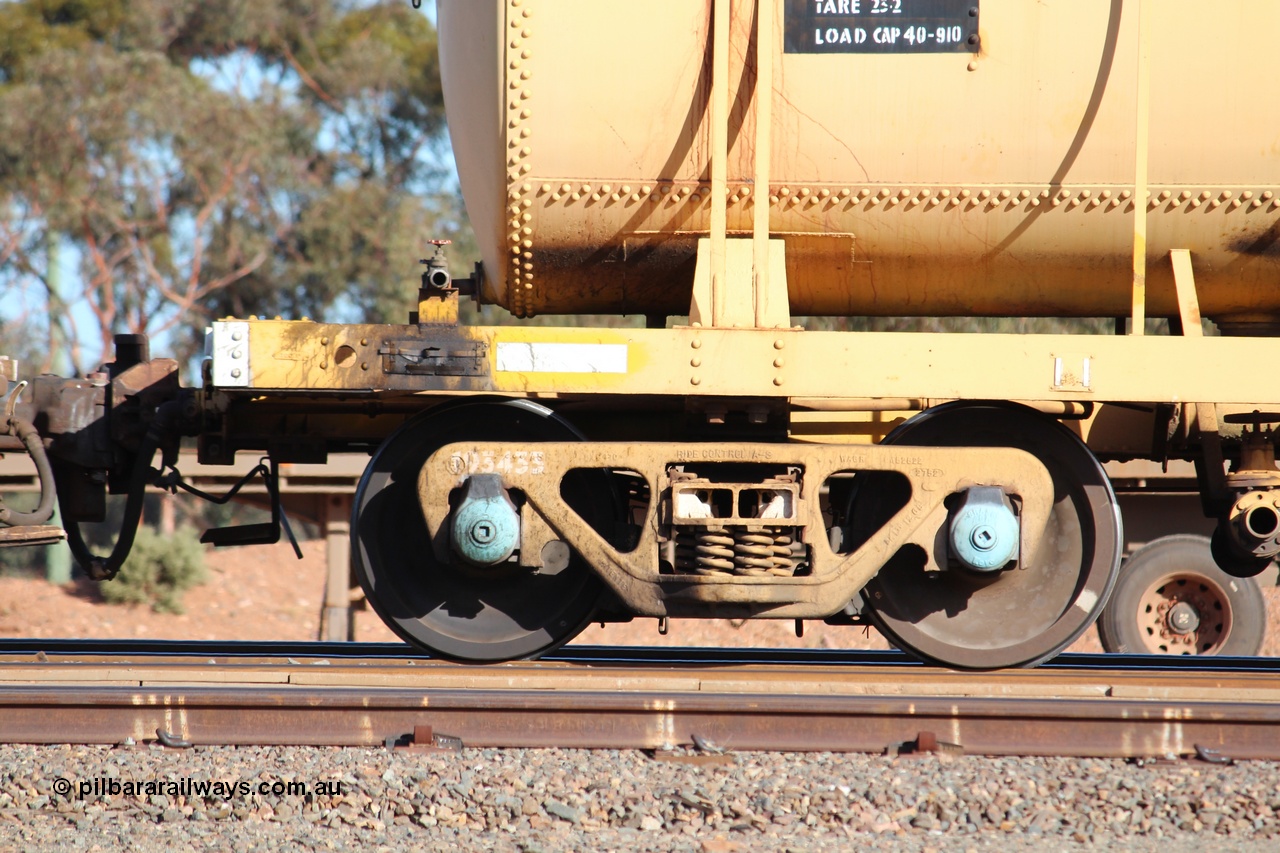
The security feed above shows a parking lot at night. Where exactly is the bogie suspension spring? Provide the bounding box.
[674,526,798,577]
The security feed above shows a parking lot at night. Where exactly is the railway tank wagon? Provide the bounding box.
[3,0,1280,670]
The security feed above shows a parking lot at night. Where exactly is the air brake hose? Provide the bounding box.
[61,400,181,581]
[0,415,57,527]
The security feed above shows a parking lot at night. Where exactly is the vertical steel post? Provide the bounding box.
[752,0,775,329]
[1130,0,1151,336]
[44,503,71,585]
[321,494,354,642]
[709,0,732,327]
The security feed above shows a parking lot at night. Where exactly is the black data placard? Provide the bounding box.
[785,0,980,54]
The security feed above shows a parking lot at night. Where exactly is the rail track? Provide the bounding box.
[0,642,1277,759]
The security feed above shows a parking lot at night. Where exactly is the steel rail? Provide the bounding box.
[0,649,1279,757]
[1,639,1279,673]
[1,685,1278,758]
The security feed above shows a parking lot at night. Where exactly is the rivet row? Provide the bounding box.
[505,0,535,316]
[529,183,1279,215]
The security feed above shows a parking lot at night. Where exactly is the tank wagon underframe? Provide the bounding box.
[208,318,1280,408]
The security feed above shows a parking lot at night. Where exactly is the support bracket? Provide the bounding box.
[1170,249,1203,337]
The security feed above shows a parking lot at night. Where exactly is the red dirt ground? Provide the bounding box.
[4,536,1277,657]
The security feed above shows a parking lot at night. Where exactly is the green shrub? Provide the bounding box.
[101,525,208,614]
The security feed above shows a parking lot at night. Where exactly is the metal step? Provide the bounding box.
[0,525,66,548]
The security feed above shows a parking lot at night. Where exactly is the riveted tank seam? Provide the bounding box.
[534,180,1276,216]
[504,0,536,317]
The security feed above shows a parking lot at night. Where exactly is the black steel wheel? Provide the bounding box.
[352,399,615,662]
[846,402,1122,669]
[1097,535,1266,656]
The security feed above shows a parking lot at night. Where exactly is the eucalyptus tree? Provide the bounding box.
[0,0,466,376]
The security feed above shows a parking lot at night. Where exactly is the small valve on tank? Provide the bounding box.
[414,240,467,325]
[417,240,481,309]
[421,240,454,293]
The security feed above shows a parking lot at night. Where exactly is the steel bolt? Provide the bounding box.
[469,520,497,545]
[970,526,997,551]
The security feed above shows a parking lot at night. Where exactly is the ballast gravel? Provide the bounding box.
[0,744,1278,851]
